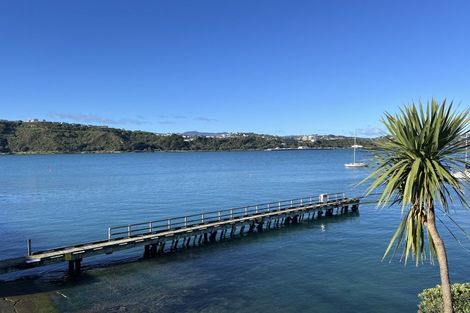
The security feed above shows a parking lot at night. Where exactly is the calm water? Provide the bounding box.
[0,150,469,312]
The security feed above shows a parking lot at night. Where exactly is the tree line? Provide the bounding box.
[0,120,375,154]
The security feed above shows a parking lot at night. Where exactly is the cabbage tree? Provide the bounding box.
[364,99,469,313]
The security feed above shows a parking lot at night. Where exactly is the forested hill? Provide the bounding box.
[0,120,376,154]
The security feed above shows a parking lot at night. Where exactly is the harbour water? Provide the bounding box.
[0,150,469,312]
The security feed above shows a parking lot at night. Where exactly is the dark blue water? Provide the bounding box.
[0,151,469,312]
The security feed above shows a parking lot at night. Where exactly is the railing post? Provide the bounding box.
[218,211,221,221]
[128,225,131,237]
[168,219,171,230]
[245,207,248,216]
[278,201,281,210]
[230,209,233,219]
[267,203,270,212]
[149,222,153,233]
[27,239,32,256]
[108,227,111,240]
[301,198,303,206]
[184,216,188,227]
[255,206,258,213]
[290,200,293,207]
[201,214,204,224]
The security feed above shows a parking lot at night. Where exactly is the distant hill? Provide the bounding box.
[0,120,376,154]
[182,131,229,137]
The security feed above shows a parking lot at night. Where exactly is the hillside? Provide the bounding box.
[0,120,376,154]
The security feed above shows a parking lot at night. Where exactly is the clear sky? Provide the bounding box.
[1,0,469,137]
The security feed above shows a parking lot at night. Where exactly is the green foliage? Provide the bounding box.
[418,283,470,313]
[363,99,469,264]
[0,120,376,153]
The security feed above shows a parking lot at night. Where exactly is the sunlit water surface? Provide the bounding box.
[0,151,469,312]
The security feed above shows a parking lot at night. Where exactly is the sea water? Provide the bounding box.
[0,150,468,312]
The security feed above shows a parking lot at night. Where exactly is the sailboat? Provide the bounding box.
[345,137,367,168]
[452,133,469,179]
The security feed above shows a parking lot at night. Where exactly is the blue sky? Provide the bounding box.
[1,0,469,137]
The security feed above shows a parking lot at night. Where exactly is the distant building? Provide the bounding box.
[301,135,317,142]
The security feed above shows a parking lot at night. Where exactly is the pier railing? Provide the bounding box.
[108,192,346,240]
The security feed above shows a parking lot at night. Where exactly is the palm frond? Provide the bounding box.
[362,99,469,264]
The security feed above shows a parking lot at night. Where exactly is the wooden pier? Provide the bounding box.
[0,193,359,275]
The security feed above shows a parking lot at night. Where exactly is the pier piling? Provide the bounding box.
[0,193,360,275]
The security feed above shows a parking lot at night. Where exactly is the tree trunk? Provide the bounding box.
[427,206,453,313]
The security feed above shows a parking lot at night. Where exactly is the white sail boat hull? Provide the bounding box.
[344,162,368,168]
[345,136,367,168]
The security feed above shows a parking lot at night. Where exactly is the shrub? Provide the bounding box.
[418,283,470,313]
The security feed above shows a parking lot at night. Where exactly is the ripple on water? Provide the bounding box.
[0,151,469,313]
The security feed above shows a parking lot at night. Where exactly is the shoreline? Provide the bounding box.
[0,147,369,156]
[0,292,58,313]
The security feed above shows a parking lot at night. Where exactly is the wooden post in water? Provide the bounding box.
[27,239,32,256]
[158,242,164,254]
[67,259,82,275]
[210,231,217,242]
[284,216,292,225]
[75,259,81,274]
[256,221,264,232]
[292,215,298,224]
[149,244,156,257]
[68,261,74,275]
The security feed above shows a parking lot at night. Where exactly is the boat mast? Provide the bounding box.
[353,137,356,163]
